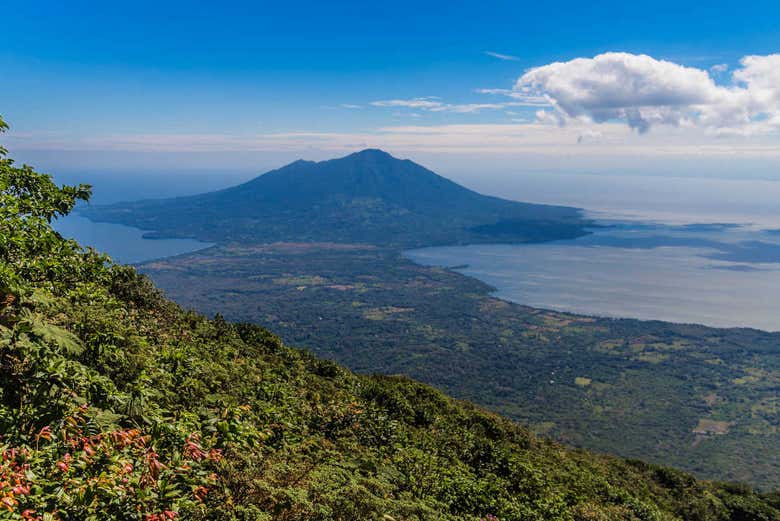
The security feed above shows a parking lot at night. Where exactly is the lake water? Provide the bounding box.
[407,221,780,331]
[49,170,222,264]
[54,214,212,264]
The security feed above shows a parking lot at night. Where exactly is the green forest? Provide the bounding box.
[140,243,780,490]
[2,116,780,519]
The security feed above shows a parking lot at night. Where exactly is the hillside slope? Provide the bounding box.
[81,149,588,247]
[3,125,780,519]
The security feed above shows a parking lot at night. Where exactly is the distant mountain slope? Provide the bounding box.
[82,149,589,246]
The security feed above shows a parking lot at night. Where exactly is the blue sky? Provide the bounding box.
[3,1,780,178]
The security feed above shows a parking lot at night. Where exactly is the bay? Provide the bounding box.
[54,214,212,264]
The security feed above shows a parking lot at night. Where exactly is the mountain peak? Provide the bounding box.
[278,149,399,172]
[288,158,315,166]
[344,148,397,161]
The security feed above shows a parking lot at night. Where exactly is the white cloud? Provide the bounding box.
[371,98,443,109]
[370,97,534,113]
[515,52,780,135]
[485,51,520,61]
[437,103,506,113]
[339,104,363,109]
[475,88,513,95]
[474,88,550,106]
[710,63,729,74]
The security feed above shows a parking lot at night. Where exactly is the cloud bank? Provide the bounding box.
[11,123,780,160]
[516,52,780,135]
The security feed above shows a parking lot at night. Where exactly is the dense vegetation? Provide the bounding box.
[3,120,780,519]
[81,149,588,247]
[141,243,780,490]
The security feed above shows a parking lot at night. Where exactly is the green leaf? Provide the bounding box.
[20,308,85,355]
